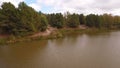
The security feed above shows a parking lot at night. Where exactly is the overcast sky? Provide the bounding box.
[0,0,120,15]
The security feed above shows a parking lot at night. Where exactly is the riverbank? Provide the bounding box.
[0,26,119,44]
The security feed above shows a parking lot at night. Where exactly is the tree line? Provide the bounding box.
[47,13,120,29]
[0,2,120,36]
[0,2,48,36]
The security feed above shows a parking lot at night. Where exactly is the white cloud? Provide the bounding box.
[0,0,120,15]
[110,9,120,15]
[0,0,24,7]
[34,0,120,15]
[29,3,41,11]
[0,0,41,11]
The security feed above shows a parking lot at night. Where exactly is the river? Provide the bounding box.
[0,31,120,68]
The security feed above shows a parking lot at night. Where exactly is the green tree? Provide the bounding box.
[18,2,37,32]
[47,13,64,28]
[102,14,114,28]
[18,2,48,32]
[0,2,21,35]
[86,14,103,28]
[66,13,80,28]
[86,14,95,27]
[79,14,86,25]
[40,14,48,31]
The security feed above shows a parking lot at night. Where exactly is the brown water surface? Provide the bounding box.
[0,31,120,68]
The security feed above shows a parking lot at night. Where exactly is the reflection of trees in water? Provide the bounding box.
[49,31,116,47]
[49,33,82,46]
[85,30,111,37]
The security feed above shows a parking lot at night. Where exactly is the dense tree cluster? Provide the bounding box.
[0,2,120,36]
[0,2,48,36]
[47,12,120,29]
[85,14,120,28]
[47,12,80,28]
[47,13,64,28]
[65,13,80,28]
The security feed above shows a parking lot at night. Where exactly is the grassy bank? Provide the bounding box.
[0,28,119,45]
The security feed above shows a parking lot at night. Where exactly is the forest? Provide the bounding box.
[0,2,120,37]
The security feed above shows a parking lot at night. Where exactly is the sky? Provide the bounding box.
[0,0,120,15]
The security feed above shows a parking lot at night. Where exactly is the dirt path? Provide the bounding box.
[30,25,87,38]
[79,25,88,29]
[30,27,57,38]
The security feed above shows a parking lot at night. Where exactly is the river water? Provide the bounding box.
[0,31,120,68]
